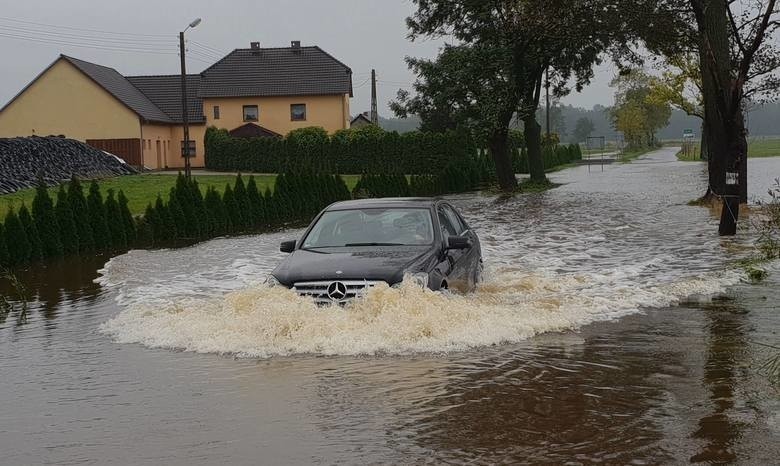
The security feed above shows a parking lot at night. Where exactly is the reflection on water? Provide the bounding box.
[1,148,779,464]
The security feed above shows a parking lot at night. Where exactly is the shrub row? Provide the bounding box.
[0,177,135,267]
[205,125,478,175]
[139,172,351,246]
[352,153,495,198]
[511,144,583,174]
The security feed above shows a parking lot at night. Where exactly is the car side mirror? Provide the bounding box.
[446,236,471,250]
[280,240,296,253]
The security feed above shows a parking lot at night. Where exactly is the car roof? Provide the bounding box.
[325,197,441,211]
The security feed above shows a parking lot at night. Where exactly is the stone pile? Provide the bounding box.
[0,136,137,194]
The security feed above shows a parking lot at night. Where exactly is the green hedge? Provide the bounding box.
[511,143,582,173]
[0,177,136,268]
[205,125,477,175]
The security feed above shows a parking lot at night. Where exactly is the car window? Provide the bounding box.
[441,205,466,235]
[437,209,457,239]
[301,208,434,248]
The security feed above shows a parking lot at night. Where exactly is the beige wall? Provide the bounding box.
[168,124,206,169]
[204,94,350,135]
[0,58,141,140]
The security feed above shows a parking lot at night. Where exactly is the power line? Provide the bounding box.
[0,15,171,38]
[189,39,227,56]
[353,76,371,88]
[0,24,173,47]
[0,31,177,55]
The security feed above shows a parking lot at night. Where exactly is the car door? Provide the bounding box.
[441,203,481,281]
[436,204,470,290]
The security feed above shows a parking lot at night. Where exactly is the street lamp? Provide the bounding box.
[179,17,201,178]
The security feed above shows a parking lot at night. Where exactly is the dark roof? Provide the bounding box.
[61,55,174,124]
[228,123,282,138]
[199,46,352,98]
[327,198,437,211]
[350,113,373,126]
[127,74,204,123]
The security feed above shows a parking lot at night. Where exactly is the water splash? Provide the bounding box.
[99,265,741,358]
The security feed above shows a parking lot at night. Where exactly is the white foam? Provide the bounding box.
[99,266,742,358]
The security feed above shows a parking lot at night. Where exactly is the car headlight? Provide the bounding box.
[264,275,280,287]
[393,271,429,289]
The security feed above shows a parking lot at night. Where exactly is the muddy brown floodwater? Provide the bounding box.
[1,148,779,465]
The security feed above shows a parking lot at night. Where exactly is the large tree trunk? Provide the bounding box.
[694,0,746,235]
[523,115,546,182]
[700,118,709,160]
[488,129,517,191]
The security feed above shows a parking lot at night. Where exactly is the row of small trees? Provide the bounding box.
[0,178,135,267]
[139,172,351,246]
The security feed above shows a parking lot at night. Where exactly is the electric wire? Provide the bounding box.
[0,15,171,37]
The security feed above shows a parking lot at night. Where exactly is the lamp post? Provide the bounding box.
[179,17,201,179]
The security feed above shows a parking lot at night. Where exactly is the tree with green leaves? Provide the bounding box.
[609,70,672,148]
[644,0,779,235]
[32,178,63,258]
[18,204,41,260]
[55,185,79,255]
[87,181,110,250]
[67,176,94,253]
[3,208,30,265]
[573,117,595,143]
[402,0,644,188]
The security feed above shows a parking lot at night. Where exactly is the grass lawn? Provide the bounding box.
[0,173,360,218]
[676,137,780,161]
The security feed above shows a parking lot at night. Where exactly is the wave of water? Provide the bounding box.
[98,263,741,358]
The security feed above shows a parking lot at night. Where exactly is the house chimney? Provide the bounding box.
[291,40,301,54]
[250,41,260,50]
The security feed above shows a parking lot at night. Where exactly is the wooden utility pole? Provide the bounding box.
[370,69,378,125]
[179,31,191,178]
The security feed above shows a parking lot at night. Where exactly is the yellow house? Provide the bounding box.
[0,42,353,169]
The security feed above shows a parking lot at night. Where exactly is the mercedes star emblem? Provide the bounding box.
[327,281,348,301]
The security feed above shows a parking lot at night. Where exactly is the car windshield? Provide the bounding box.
[301,208,435,248]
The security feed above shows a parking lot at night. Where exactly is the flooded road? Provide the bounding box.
[2,148,779,464]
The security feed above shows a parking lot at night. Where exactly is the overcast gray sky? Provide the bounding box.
[0,0,615,116]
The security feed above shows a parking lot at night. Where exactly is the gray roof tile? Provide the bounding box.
[126,75,205,123]
[62,55,174,124]
[199,46,352,98]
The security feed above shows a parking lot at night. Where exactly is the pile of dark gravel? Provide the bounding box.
[0,136,138,194]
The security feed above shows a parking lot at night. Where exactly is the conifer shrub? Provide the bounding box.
[67,177,94,253]
[3,208,30,265]
[87,181,110,251]
[0,223,8,267]
[222,184,240,234]
[32,178,63,258]
[55,185,79,255]
[117,190,136,245]
[104,189,127,249]
[18,204,41,261]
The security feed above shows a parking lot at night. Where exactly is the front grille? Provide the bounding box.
[293,280,385,304]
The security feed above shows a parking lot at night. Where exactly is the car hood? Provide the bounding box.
[272,246,435,286]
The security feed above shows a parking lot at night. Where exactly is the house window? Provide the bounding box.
[213,105,220,120]
[243,105,258,122]
[290,103,306,121]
